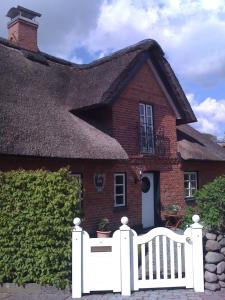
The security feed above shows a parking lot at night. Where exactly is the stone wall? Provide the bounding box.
[204,232,225,291]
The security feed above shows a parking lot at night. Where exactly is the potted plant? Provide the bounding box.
[163,204,180,215]
[96,217,111,238]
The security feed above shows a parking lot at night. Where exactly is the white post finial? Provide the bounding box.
[191,215,203,229]
[192,215,200,223]
[73,217,81,226]
[120,216,130,230]
[121,216,129,225]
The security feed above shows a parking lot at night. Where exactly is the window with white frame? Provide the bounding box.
[139,103,154,154]
[114,173,126,207]
[184,172,197,198]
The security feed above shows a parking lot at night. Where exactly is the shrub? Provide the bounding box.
[183,175,225,231]
[182,206,197,229]
[0,168,81,288]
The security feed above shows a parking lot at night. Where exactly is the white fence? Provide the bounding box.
[72,215,204,298]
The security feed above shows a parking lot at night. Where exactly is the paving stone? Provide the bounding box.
[2,285,225,300]
[205,263,217,272]
[0,293,11,299]
[205,252,224,264]
[205,270,218,283]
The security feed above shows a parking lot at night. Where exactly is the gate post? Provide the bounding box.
[120,216,132,296]
[72,217,83,299]
[191,215,204,293]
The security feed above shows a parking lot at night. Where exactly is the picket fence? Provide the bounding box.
[72,215,204,298]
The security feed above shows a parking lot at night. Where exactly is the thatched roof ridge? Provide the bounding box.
[177,125,225,161]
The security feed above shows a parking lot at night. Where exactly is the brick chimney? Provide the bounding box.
[6,6,41,52]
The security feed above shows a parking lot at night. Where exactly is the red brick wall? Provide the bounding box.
[0,155,141,232]
[111,62,185,209]
[181,160,225,188]
[112,63,178,158]
[8,19,38,52]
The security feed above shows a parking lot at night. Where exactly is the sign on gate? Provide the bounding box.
[72,215,204,298]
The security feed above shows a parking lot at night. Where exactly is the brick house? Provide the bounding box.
[0,6,225,232]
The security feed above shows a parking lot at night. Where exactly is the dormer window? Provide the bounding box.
[139,103,154,154]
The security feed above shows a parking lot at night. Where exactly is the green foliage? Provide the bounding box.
[98,217,110,231]
[183,175,225,231]
[182,206,198,229]
[0,168,81,288]
[163,204,181,213]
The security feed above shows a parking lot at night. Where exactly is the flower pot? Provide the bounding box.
[96,230,111,238]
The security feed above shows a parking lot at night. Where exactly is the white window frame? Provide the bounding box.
[139,103,154,154]
[114,173,126,207]
[184,171,198,198]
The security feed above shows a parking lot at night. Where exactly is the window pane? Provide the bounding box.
[184,174,189,181]
[116,195,124,205]
[116,175,124,185]
[140,116,145,124]
[184,172,197,198]
[146,105,152,117]
[191,173,196,180]
[185,189,190,197]
[139,103,144,115]
[191,181,197,188]
[146,116,152,125]
[184,181,189,189]
[139,103,154,153]
[116,185,124,194]
[191,188,196,195]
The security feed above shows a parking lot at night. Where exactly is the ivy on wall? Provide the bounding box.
[0,168,81,288]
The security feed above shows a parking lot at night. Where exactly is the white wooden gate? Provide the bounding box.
[72,215,204,298]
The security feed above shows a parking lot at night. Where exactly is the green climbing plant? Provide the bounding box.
[0,168,81,288]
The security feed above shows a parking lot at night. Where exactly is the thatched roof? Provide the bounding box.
[0,39,127,160]
[69,40,196,125]
[177,125,225,161]
[0,37,196,159]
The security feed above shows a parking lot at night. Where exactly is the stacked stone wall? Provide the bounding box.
[204,232,225,291]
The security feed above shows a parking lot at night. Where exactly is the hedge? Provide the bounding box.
[183,175,225,231]
[0,168,81,288]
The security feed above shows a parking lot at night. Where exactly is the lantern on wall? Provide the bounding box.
[94,174,105,192]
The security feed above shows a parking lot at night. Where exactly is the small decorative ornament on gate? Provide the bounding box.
[94,174,105,192]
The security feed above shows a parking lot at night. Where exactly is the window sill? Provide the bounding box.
[113,206,127,212]
[185,197,196,202]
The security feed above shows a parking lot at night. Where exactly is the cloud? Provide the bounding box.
[187,94,225,138]
[81,0,225,87]
[1,0,225,87]
[0,0,103,58]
